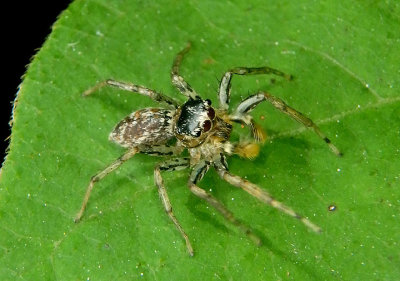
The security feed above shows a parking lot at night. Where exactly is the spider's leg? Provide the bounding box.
[171,42,200,100]
[154,157,194,256]
[74,147,139,223]
[218,66,292,111]
[228,91,268,142]
[138,144,184,157]
[82,79,179,108]
[213,156,321,233]
[232,92,342,156]
[188,161,262,246]
[229,114,267,143]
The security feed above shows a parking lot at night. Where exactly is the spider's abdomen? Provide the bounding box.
[109,108,174,148]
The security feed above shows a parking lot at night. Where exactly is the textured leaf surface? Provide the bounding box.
[1,0,399,280]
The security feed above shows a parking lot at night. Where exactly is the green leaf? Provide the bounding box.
[1,0,399,280]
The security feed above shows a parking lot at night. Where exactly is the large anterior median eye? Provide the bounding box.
[207,108,215,119]
[202,120,211,132]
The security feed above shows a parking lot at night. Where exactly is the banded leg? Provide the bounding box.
[233,92,342,156]
[82,79,179,108]
[171,42,200,100]
[138,144,184,157]
[229,114,267,143]
[188,161,262,246]
[213,157,321,233]
[74,147,139,223]
[154,158,193,256]
[218,66,293,110]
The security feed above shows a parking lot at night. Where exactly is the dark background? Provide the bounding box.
[1,1,71,164]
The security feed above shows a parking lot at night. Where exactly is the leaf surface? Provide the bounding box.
[1,0,399,280]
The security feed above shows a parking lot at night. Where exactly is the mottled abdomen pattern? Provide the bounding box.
[109,108,175,148]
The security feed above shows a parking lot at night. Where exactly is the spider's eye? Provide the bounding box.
[194,130,201,137]
[205,99,212,106]
[202,120,212,132]
[207,107,215,120]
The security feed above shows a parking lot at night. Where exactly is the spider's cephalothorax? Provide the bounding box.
[75,42,342,256]
[174,98,217,148]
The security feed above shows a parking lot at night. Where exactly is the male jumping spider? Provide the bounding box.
[75,42,341,256]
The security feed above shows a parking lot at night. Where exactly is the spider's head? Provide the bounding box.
[174,98,216,148]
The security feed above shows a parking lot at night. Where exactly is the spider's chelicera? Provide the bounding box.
[75,42,341,256]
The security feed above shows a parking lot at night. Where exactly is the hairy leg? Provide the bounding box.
[232,92,342,156]
[188,161,262,246]
[218,66,292,110]
[154,158,193,256]
[74,147,139,222]
[213,157,321,233]
[82,79,179,108]
[171,42,200,100]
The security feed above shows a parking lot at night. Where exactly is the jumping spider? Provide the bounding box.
[75,42,341,256]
